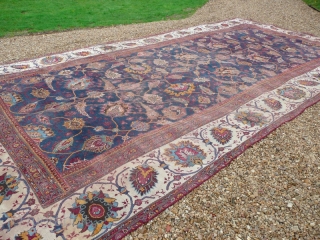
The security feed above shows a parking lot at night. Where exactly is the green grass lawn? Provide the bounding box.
[0,0,208,38]
[303,0,320,10]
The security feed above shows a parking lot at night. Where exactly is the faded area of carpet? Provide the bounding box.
[0,19,319,239]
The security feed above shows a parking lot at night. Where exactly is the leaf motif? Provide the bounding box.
[45,77,56,91]
[171,97,189,106]
[171,67,189,73]
[148,80,160,89]
[199,85,215,95]
[105,70,121,79]
[92,222,104,236]
[75,101,91,118]
[268,50,281,56]
[103,79,116,91]
[143,94,162,104]
[176,61,193,67]
[118,82,141,91]
[45,102,73,112]
[53,137,74,153]
[87,91,105,98]
[140,103,159,120]
[167,74,183,80]
[19,102,37,114]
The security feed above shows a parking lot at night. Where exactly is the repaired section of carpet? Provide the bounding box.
[0,19,319,239]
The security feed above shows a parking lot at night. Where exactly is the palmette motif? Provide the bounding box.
[129,164,158,196]
[0,19,320,240]
[211,127,233,145]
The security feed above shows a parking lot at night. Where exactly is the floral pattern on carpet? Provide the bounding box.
[0,19,320,239]
[1,26,319,173]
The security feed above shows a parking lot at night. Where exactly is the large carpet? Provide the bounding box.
[0,19,319,239]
